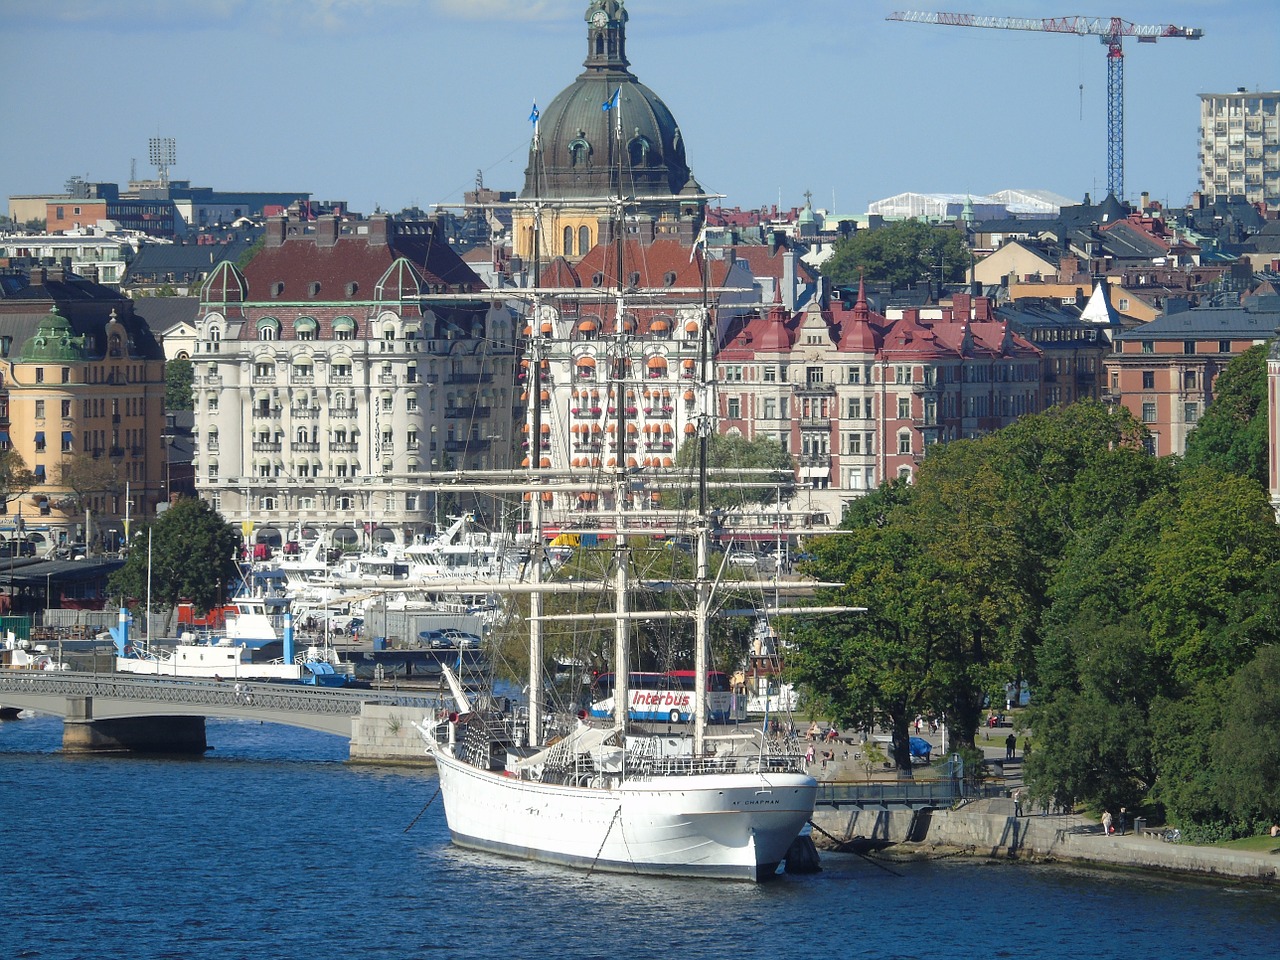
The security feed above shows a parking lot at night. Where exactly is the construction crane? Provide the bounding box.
[887,11,1203,201]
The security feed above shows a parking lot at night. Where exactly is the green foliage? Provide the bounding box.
[0,449,38,510]
[1212,644,1280,827]
[820,219,969,290]
[107,497,241,611]
[235,236,265,271]
[1183,344,1268,486]
[669,433,794,510]
[165,357,194,411]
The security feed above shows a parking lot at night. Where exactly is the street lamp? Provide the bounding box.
[108,446,124,555]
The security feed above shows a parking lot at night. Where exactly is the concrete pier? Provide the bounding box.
[348,702,437,765]
[62,696,207,754]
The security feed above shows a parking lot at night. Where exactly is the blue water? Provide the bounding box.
[2,713,1276,960]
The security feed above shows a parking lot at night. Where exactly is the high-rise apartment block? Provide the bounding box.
[1198,88,1280,207]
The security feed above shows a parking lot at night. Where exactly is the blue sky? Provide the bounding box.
[2,0,1277,218]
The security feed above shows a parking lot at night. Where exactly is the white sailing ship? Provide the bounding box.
[414,56,819,880]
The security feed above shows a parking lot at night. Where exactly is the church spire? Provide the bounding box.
[584,0,630,74]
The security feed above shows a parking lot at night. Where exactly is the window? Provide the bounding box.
[259,496,277,511]
[727,398,741,418]
[35,400,45,419]
[764,398,776,419]
[848,433,862,455]
[763,367,776,383]
[895,365,911,384]
[62,367,70,384]
[1142,371,1155,389]
[897,430,912,455]
[35,368,44,383]
[1118,298,1130,311]
[897,396,910,419]
[806,366,823,386]
[1141,342,1153,354]
[337,494,353,510]
[1184,402,1199,423]
[1219,340,1231,353]
[563,226,574,257]
[381,394,393,412]
[1142,402,1157,423]
[407,393,418,412]
[406,494,418,511]
[207,394,218,412]
[1183,341,1196,355]
[846,397,861,419]
[61,399,71,417]
[848,366,862,385]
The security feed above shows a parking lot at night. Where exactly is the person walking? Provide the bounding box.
[1102,809,1114,835]
[1005,732,1017,760]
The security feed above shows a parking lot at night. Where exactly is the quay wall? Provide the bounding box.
[348,702,437,765]
[810,799,1279,884]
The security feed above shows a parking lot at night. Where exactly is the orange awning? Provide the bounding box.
[649,319,669,333]
[684,319,699,334]
[577,356,596,367]
[683,389,695,401]
[684,423,696,434]
[647,356,668,368]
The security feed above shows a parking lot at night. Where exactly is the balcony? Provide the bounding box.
[329,442,358,453]
[292,442,320,453]
[446,372,493,385]
[290,407,318,419]
[795,381,834,396]
[252,442,282,453]
[329,408,357,420]
[445,406,491,419]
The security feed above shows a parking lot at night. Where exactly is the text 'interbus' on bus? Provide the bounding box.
[588,671,741,724]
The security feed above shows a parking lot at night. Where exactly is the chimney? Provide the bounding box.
[952,292,972,318]
[368,214,390,245]
[266,215,287,248]
[974,297,992,322]
[782,248,796,311]
[315,214,339,247]
[1140,191,1150,211]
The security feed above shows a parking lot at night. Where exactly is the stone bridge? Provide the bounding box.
[0,671,449,759]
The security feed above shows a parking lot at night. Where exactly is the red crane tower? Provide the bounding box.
[887,11,1203,201]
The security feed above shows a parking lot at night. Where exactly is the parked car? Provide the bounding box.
[417,629,451,649]
[439,628,482,649]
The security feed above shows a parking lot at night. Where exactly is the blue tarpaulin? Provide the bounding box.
[909,737,932,759]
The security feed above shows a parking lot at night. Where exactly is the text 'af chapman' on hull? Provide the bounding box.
[413,1,831,882]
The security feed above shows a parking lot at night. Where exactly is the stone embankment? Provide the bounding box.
[809,798,1279,885]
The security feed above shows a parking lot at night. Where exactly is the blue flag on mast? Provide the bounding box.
[529,102,539,124]
[601,87,620,111]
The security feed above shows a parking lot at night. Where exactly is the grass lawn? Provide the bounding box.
[1215,834,1280,853]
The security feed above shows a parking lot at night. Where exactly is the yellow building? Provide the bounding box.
[1,265,167,554]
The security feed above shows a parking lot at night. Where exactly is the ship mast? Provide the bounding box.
[693,224,711,758]
[607,81,630,738]
[527,106,545,747]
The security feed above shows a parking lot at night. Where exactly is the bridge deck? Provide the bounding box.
[0,671,449,738]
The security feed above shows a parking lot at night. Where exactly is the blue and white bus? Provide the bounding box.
[588,670,738,724]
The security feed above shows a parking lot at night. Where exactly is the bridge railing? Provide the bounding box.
[816,779,1004,808]
[0,671,449,717]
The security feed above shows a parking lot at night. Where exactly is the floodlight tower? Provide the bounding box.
[148,137,176,188]
[887,11,1203,200]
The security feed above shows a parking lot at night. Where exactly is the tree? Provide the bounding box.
[669,433,794,511]
[1182,344,1268,486]
[820,219,969,291]
[1212,644,1280,830]
[235,236,264,271]
[0,449,38,515]
[107,497,241,612]
[166,356,194,410]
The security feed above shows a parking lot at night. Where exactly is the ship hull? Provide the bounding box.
[432,749,817,881]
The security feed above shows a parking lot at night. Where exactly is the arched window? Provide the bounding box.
[578,226,590,255]
[256,318,280,341]
[563,226,574,257]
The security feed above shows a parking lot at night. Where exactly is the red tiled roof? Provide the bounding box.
[242,227,481,300]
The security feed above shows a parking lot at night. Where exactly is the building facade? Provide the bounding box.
[1105,298,1280,458]
[192,213,519,550]
[715,285,1043,523]
[1199,88,1280,208]
[0,265,167,554]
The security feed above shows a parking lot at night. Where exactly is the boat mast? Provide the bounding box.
[607,81,630,737]
[527,106,546,747]
[693,226,711,757]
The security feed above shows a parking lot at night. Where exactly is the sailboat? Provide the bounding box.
[414,81,817,882]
